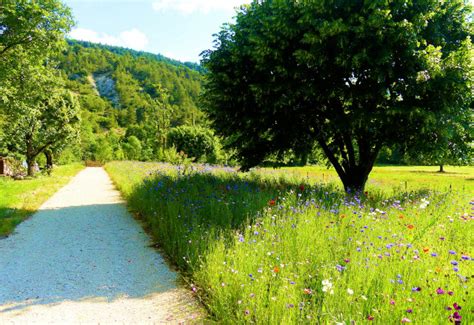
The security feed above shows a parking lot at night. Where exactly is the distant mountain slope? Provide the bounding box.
[60,41,203,125]
[57,40,207,162]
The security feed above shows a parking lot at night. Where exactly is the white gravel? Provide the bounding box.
[0,167,202,324]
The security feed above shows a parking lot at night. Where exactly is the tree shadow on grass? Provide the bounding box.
[408,170,469,175]
[0,203,179,313]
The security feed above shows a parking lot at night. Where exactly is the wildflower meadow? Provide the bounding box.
[106,161,473,324]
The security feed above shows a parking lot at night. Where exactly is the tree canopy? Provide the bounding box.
[0,0,73,59]
[202,0,473,191]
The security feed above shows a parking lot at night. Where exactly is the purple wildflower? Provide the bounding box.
[449,311,462,324]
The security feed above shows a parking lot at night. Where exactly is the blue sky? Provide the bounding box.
[64,0,251,63]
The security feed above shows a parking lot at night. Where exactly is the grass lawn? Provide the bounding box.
[106,161,473,324]
[263,165,474,193]
[0,163,84,236]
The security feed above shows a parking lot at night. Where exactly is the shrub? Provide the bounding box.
[168,126,218,163]
[122,136,142,161]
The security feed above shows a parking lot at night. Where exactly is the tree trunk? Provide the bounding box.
[317,136,380,194]
[45,149,53,169]
[339,165,372,193]
[439,165,444,173]
[26,135,36,177]
[26,158,35,177]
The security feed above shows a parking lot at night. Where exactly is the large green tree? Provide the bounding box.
[404,113,473,172]
[202,0,473,191]
[3,63,80,176]
[0,0,76,175]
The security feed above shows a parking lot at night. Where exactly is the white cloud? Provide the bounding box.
[69,28,149,51]
[152,0,252,14]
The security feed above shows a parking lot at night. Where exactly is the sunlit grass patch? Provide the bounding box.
[0,164,84,236]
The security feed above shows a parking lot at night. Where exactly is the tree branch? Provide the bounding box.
[335,133,350,170]
[318,137,346,180]
[0,37,32,57]
[32,140,55,158]
[343,131,356,167]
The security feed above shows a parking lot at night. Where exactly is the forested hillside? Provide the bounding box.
[57,41,211,163]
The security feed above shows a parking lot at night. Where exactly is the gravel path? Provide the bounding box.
[0,167,202,324]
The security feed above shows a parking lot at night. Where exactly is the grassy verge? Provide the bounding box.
[0,163,84,236]
[106,161,473,324]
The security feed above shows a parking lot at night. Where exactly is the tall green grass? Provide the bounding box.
[106,161,473,324]
[0,164,84,236]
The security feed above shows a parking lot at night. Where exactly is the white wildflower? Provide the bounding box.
[322,279,334,294]
[419,198,430,209]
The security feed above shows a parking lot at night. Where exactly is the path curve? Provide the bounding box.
[0,167,202,324]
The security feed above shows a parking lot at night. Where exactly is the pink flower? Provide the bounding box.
[449,311,462,324]
[401,318,411,323]
[436,287,445,295]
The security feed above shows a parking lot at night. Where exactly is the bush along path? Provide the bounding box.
[0,167,202,323]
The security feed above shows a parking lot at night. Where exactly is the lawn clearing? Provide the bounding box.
[106,161,473,324]
[263,165,474,193]
[0,164,84,236]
